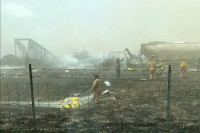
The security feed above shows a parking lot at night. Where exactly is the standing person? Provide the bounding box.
[116,58,120,79]
[137,54,143,68]
[156,59,165,77]
[90,74,102,104]
[147,58,156,80]
[196,57,200,71]
[151,55,157,65]
[179,57,188,78]
[24,55,30,69]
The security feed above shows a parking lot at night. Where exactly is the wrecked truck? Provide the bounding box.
[140,41,200,68]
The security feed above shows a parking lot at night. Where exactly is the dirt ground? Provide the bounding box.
[1,69,200,132]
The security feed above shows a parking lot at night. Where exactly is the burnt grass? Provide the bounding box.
[1,69,200,132]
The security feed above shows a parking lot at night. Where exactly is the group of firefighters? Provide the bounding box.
[90,56,200,104]
[147,55,200,80]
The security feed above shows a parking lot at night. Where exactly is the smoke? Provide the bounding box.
[1,0,200,57]
[60,54,79,66]
[0,65,25,69]
[59,52,107,68]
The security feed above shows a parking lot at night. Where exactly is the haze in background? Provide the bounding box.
[1,0,200,57]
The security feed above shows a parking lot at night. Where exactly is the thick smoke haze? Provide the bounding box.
[59,51,107,68]
[1,0,200,57]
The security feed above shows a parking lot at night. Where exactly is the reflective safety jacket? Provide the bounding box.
[157,63,165,71]
[181,60,188,67]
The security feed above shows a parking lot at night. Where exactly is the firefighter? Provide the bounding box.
[147,58,156,80]
[196,57,200,71]
[137,54,143,63]
[156,59,165,77]
[151,55,157,64]
[116,58,121,79]
[90,74,102,104]
[24,55,30,69]
[179,57,188,78]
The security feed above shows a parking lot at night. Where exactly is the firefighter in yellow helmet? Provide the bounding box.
[179,57,188,78]
[90,74,102,104]
[147,58,156,80]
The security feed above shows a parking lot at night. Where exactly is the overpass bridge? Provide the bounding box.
[14,39,63,68]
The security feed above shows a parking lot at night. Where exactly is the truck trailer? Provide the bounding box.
[140,41,200,68]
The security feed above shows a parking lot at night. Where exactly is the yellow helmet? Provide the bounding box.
[182,57,186,60]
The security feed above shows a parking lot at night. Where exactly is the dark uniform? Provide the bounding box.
[116,58,120,79]
[196,57,200,71]
[24,56,30,69]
